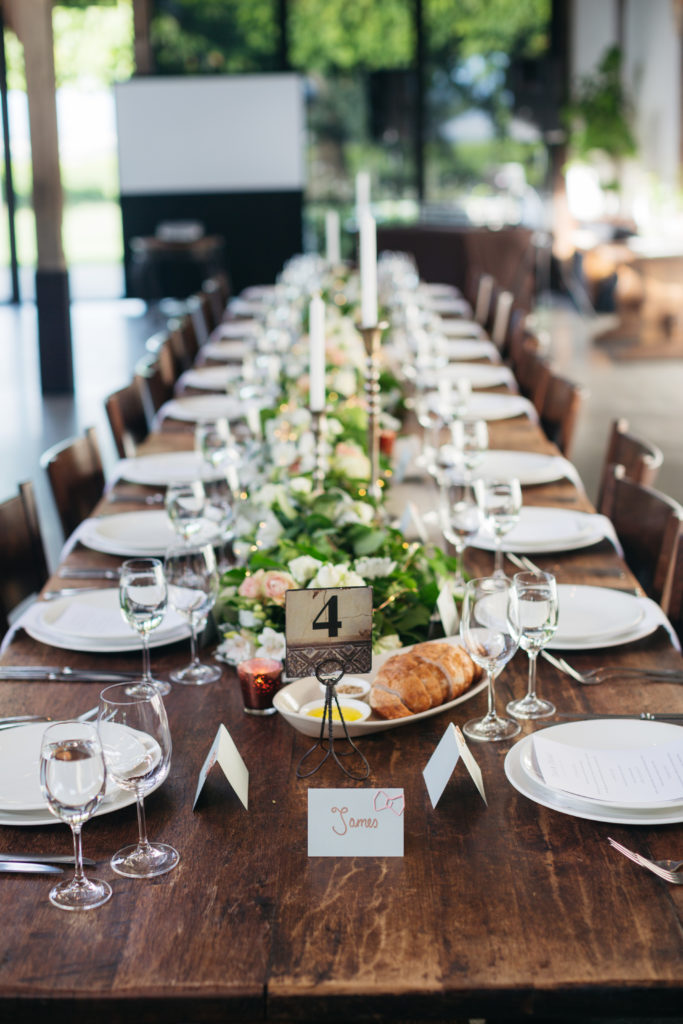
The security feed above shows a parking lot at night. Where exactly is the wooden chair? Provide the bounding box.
[539,372,585,459]
[489,289,515,353]
[0,481,49,636]
[202,276,228,329]
[40,427,105,539]
[601,465,683,612]
[665,531,683,647]
[514,340,552,414]
[473,273,496,328]
[596,418,664,514]
[105,378,150,458]
[135,352,174,417]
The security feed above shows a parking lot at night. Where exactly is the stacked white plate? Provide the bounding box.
[21,588,190,653]
[176,365,243,391]
[159,394,255,423]
[437,362,516,389]
[548,584,661,650]
[471,506,610,555]
[0,721,164,827]
[462,392,534,421]
[448,450,576,487]
[439,319,485,339]
[78,510,220,558]
[443,339,500,362]
[505,719,683,825]
[116,451,227,486]
[213,318,261,338]
[200,338,250,362]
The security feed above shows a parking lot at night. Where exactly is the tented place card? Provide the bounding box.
[532,733,683,805]
[193,724,249,811]
[436,579,459,637]
[308,788,404,856]
[423,723,487,808]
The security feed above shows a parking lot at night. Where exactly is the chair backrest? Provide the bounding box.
[665,531,683,648]
[105,378,150,459]
[136,352,174,415]
[596,418,664,514]
[489,290,515,353]
[40,427,105,539]
[539,372,585,459]
[601,465,683,612]
[202,275,228,327]
[473,273,495,327]
[514,341,552,414]
[168,314,199,368]
[0,481,49,635]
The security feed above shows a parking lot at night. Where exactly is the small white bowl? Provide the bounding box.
[316,676,371,701]
[300,697,371,725]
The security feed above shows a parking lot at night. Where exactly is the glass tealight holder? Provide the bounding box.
[237,658,283,715]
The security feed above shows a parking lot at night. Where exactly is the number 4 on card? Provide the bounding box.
[285,586,373,679]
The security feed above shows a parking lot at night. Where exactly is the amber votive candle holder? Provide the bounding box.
[237,657,283,715]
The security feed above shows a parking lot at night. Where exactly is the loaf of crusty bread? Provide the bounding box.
[369,641,479,720]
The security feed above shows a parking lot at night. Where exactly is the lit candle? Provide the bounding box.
[309,294,326,412]
[359,210,378,328]
[325,210,341,266]
[355,170,371,212]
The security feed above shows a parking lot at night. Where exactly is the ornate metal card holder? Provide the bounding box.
[285,587,372,781]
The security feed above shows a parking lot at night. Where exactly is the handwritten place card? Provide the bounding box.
[193,724,249,811]
[308,788,404,856]
[423,723,487,808]
[532,733,683,805]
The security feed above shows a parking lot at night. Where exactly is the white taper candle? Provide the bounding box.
[309,294,326,413]
[359,210,378,328]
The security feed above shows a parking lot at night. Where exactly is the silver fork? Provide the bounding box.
[540,650,683,685]
[0,705,99,731]
[608,838,683,884]
[507,551,543,574]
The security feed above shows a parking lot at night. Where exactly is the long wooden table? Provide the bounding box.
[0,384,681,1022]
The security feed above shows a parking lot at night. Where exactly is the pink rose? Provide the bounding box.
[262,570,296,607]
[238,569,265,599]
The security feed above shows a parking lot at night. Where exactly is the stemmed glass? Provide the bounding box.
[477,477,522,577]
[450,418,488,494]
[98,683,178,878]
[165,480,207,544]
[39,721,111,910]
[507,571,558,720]
[203,475,235,573]
[439,476,484,594]
[195,417,240,490]
[165,542,222,686]
[459,576,521,742]
[119,557,170,697]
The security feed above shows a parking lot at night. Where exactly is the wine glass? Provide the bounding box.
[165,542,222,686]
[165,480,207,544]
[450,418,488,493]
[459,576,521,742]
[97,683,178,878]
[119,557,170,697]
[507,571,558,720]
[477,477,522,577]
[195,417,232,468]
[39,721,111,910]
[203,474,235,573]
[439,476,484,594]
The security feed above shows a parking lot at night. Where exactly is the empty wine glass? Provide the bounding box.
[203,475,236,573]
[439,477,484,594]
[477,477,522,577]
[507,571,558,720]
[450,418,488,493]
[459,576,521,742]
[39,721,111,910]
[195,417,232,468]
[98,683,178,878]
[165,480,207,544]
[119,557,170,697]
[165,542,222,686]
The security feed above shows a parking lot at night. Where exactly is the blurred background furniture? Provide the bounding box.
[40,427,105,541]
[0,481,48,635]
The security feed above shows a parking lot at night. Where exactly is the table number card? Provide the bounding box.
[423,723,487,808]
[193,724,249,811]
[285,586,373,678]
[308,788,404,856]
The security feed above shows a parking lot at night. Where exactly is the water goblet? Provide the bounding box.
[203,474,236,573]
[119,557,170,697]
[39,721,111,910]
[507,571,558,720]
[195,417,239,477]
[459,576,521,742]
[165,480,207,544]
[477,477,522,577]
[165,542,222,686]
[439,476,484,594]
[450,418,488,493]
[97,683,178,878]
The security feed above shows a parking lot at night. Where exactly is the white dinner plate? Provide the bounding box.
[553,585,645,646]
[78,510,220,558]
[200,338,250,362]
[451,450,573,487]
[505,729,683,826]
[443,339,500,362]
[519,719,683,811]
[462,393,534,421]
[22,588,189,654]
[438,319,485,339]
[471,507,607,554]
[426,297,472,317]
[273,637,487,738]
[438,363,516,389]
[116,451,226,486]
[418,282,461,299]
[213,318,261,338]
[177,365,242,391]
[159,395,255,424]
[547,593,665,651]
[0,723,165,827]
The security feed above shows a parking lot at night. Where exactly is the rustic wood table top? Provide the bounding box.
[0,385,681,1024]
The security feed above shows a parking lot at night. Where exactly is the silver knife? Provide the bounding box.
[42,588,113,601]
[0,853,95,866]
[0,861,63,875]
[0,666,138,682]
[58,568,121,580]
[557,712,683,721]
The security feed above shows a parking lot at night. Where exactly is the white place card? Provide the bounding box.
[423,723,487,808]
[436,579,459,637]
[193,724,249,811]
[532,733,683,805]
[308,788,404,857]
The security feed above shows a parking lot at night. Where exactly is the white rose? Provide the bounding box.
[238,609,261,628]
[217,631,256,666]
[329,367,358,398]
[289,476,312,495]
[374,633,403,654]
[309,563,366,589]
[255,626,286,661]
[255,510,283,550]
[335,500,375,526]
[354,556,397,579]
[289,555,323,585]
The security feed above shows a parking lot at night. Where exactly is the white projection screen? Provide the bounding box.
[114,73,305,195]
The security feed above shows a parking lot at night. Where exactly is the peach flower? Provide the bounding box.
[262,570,297,607]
